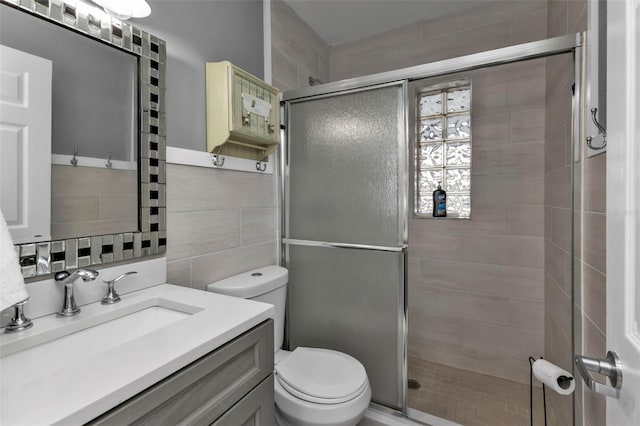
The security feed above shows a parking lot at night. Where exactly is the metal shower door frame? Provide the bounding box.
[281,80,410,410]
[280,32,585,418]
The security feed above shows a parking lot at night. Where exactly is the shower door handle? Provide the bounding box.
[575,351,623,398]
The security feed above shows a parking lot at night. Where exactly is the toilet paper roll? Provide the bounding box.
[532,359,575,395]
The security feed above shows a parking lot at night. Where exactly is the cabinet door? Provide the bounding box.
[89,320,273,426]
[212,375,275,426]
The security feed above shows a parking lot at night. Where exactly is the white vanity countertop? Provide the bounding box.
[0,284,275,425]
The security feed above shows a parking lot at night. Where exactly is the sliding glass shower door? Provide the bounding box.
[283,83,407,411]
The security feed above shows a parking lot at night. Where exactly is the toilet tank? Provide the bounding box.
[207,265,288,352]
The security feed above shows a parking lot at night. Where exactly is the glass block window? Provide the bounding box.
[416,81,471,218]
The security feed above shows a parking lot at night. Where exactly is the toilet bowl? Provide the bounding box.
[207,266,371,426]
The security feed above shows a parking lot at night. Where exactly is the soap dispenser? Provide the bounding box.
[432,182,447,217]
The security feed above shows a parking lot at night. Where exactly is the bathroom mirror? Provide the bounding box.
[1,3,138,240]
[0,0,167,278]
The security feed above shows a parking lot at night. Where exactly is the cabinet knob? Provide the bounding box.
[268,124,276,133]
[242,114,251,126]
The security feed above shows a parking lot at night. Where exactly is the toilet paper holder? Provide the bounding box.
[575,351,622,398]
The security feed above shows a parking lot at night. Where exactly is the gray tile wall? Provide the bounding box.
[165,164,277,290]
[329,1,547,81]
[271,0,330,91]
[409,60,547,386]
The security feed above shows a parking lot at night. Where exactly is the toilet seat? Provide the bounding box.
[275,347,368,405]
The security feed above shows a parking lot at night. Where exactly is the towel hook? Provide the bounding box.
[212,145,225,167]
[256,154,268,172]
[586,108,607,150]
[70,146,78,166]
[105,150,113,168]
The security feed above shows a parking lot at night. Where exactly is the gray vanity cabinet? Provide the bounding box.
[88,320,275,426]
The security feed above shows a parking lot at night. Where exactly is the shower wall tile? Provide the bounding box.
[583,212,606,273]
[417,258,544,300]
[165,164,277,289]
[550,207,572,250]
[547,1,569,38]
[408,337,537,385]
[510,108,546,143]
[545,272,572,340]
[583,264,606,333]
[545,240,571,294]
[584,154,606,213]
[406,58,547,386]
[330,1,547,81]
[545,122,570,171]
[408,287,511,326]
[271,0,330,91]
[507,204,545,237]
[544,165,572,208]
[507,298,545,332]
[409,311,543,361]
[510,7,548,44]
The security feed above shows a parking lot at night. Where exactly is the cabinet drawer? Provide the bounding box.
[212,375,275,426]
[89,320,274,426]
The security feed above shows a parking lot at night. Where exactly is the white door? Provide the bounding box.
[605,0,640,424]
[0,44,52,243]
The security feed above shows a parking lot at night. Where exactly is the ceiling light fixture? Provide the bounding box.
[91,0,151,21]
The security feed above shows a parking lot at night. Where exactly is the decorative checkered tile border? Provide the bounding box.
[3,0,167,278]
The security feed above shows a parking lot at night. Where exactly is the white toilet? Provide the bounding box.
[207,265,371,426]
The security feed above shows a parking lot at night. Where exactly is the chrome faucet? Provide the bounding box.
[55,269,99,317]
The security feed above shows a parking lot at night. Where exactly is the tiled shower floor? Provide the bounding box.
[407,357,546,426]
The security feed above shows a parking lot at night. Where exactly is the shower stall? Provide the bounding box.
[281,34,585,425]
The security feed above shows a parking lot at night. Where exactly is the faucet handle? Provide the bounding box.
[55,271,71,281]
[102,271,137,305]
[5,297,33,333]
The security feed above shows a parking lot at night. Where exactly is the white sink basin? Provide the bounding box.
[0,283,275,426]
[1,299,199,379]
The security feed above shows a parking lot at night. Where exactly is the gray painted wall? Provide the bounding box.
[136,0,264,151]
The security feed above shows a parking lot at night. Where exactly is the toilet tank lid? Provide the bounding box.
[207,265,288,298]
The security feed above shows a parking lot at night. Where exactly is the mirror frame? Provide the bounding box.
[3,0,167,278]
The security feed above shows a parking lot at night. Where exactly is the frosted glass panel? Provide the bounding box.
[420,117,443,141]
[446,113,471,140]
[446,168,471,192]
[418,197,433,214]
[287,85,403,246]
[447,87,471,112]
[287,244,404,410]
[447,194,471,218]
[420,143,443,167]
[419,92,442,116]
[445,141,471,166]
[419,169,443,193]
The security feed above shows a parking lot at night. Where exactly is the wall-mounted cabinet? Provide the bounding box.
[206,61,280,161]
